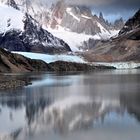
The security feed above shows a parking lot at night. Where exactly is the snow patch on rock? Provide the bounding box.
[66,7,80,22]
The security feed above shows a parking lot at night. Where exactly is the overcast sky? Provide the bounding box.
[90,0,139,22]
[43,0,140,22]
[66,0,140,22]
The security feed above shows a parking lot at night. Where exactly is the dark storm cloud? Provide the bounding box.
[66,0,113,6]
[92,0,140,22]
[40,0,140,21]
[41,0,140,10]
[66,0,140,11]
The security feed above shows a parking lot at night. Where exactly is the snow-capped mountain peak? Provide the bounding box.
[0,1,71,53]
[0,0,124,52]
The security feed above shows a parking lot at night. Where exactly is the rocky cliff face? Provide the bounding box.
[0,1,71,54]
[82,9,140,62]
[119,9,140,35]
[61,6,101,35]
[49,1,114,35]
[47,1,124,37]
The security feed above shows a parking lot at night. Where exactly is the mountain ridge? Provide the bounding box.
[3,0,123,36]
[0,1,71,53]
[82,9,140,62]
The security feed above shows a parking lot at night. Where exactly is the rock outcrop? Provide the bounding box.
[119,9,140,35]
[50,1,113,35]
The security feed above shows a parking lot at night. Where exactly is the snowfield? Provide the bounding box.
[13,52,86,63]
[47,27,94,52]
[47,27,119,52]
[0,4,24,33]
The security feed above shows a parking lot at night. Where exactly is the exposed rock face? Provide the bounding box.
[50,1,112,35]
[82,9,140,62]
[82,39,101,50]
[49,0,66,29]
[46,1,124,36]
[119,9,140,35]
[61,6,102,35]
[46,1,124,38]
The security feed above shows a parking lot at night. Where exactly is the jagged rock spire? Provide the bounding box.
[119,9,140,35]
[99,12,103,19]
[99,12,106,23]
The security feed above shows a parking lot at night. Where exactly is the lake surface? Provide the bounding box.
[0,70,140,140]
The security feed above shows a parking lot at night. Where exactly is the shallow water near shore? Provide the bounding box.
[0,70,140,140]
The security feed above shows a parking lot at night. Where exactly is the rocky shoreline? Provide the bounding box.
[0,79,29,90]
[0,75,31,90]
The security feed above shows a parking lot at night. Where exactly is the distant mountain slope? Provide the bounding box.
[82,9,140,62]
[0,3,71,53]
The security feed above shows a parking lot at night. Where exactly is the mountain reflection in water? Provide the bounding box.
[0,70,140,140]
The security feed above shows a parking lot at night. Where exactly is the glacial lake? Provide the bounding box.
[0,70,140,140]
